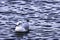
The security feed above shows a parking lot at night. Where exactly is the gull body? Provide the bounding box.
[15,20,29,32]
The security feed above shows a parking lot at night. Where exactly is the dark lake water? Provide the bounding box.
[0,0,60,40]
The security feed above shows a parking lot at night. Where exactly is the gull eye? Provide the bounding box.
[18,23,21,25]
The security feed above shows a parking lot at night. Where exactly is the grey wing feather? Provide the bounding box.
[22,22,29,30]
